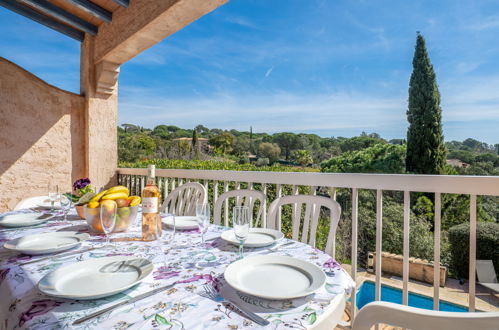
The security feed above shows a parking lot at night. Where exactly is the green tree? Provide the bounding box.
[209,132,235,154]
[290,149,313,167]
[192,129,200,159]
[258,142,281,163]
[406,33,447,174]
[273,132,299,160]
[321,143,406,174]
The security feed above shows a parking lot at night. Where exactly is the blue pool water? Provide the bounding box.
[356,281,469,312]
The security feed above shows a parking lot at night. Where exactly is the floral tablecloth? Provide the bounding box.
[0,209,354,329]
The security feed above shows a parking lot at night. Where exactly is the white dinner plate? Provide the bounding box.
[162,215,199,230]
[38,256,153,300]
[0,213,52,228]
[4,231,90,255]
[224,255,326,300]
[221,228,284,247]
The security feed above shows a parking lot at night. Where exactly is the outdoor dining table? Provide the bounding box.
[0,208,355,329]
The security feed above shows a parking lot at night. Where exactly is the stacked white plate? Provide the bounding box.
[4,231,89,255]
[224,255,326,300]
[221,228,284,247]
[36,201,61,210]
[0,213,52,228]
[38,256,153,300]
[162,215,198,230]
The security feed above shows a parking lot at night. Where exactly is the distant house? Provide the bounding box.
[447,159,470,168]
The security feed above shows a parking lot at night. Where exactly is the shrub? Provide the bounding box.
[448,222,499,279]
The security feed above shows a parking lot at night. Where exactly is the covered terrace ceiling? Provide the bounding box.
[0,0,129,41]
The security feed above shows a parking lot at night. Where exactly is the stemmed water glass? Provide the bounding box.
[233,206,250,259]
[59,195,72,221]
[196,203,210,245]
[100,203,117,246]
[48,184,59,212]
[158,213,175,266]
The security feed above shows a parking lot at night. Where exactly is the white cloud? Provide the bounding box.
[465,16,499,31]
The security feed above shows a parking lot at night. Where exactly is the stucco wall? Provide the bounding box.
[0,57,86,211]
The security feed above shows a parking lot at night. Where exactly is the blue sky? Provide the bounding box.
[1,0,498,143]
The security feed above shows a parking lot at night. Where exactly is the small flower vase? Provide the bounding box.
[75,205,85,219]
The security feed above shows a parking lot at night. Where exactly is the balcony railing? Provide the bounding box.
[117,167,499,320]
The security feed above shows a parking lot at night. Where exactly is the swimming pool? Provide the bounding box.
[356,281,469,312]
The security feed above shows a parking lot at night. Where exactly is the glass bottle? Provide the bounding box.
[141,165,161,241]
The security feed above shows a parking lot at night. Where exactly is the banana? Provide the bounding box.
[101,192,129,201]
[128,196,141,207]
[90,190,108,203]
[88,201,100,208]
[105,185,129,196]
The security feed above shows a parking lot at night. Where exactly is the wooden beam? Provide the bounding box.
[0,0,84,41]
[94,0,228,64]
[111,0,128,8]
[63,0,112,23]
[19,0,98,35]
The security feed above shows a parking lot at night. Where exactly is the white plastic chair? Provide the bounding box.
[213,189,266,227]
[476,260,499,293]
[352,301,499,330]
[14,196,49,210]
[160,182,207,216]
[267,195,341,257]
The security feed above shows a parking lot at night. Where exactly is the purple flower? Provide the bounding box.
[178,274,214,284]
[153,267,181,280]
[18,299,63,326]
[72,178,90,191]
[323,258,341,269]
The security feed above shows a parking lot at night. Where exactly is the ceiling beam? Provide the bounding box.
[94,0,228,64]
[18,0,98,35]
[63,0,112,23]
[111,0,128,8]
[0,0,84,41]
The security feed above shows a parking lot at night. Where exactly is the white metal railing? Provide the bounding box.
[117,167,499,320]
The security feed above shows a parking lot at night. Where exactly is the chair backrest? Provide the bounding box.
[476,260,498,284]
[213,189,266,227]
[267,194,341,256]
[160,182,207,216]
[352,301,499,330]
[14,196,49,210]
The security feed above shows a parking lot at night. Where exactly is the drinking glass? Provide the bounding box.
[59,195,72,221]
[158,214,175,266]
[100,203,117,245]
[195,203,210,245]
[48,184,59,212]
[233,206,250,259]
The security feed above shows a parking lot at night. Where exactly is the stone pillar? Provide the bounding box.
[80,36,119,189]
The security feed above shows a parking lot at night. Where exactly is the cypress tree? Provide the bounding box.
[406,33,447,174]
[192,129,200,159]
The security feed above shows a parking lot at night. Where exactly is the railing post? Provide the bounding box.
[403,191,410,306]
[375,190,383,302]
[433,192,441,310]
[351,188,358,321]
[469,194,477,312]
[223,181,229,226]
[261,183,267,228]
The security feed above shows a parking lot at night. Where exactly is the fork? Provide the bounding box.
[200,285,269,326]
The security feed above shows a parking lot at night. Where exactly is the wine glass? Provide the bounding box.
[59,195,72,221]
[233,206,250,259]
[47,184,59,212]
[100,203,117,246]
[195,203,210,245]
[158,213,175,266]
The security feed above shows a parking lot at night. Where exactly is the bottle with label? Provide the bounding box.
[141,165,161,241]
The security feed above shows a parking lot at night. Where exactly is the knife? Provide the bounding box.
[223,298,270,326]
[72,281,180,325]
[19,246,98,266]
